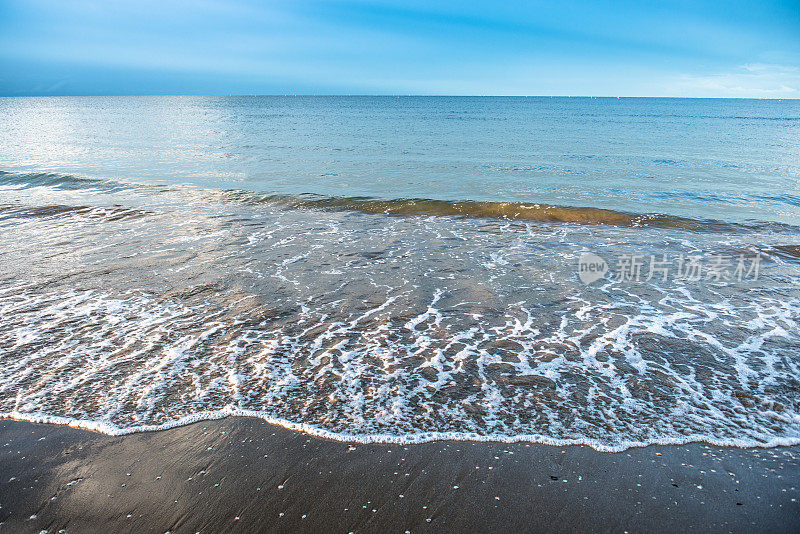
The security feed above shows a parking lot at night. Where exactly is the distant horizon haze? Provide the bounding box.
[1,95,799,100]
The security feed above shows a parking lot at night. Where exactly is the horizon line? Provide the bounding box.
[1,94,798,100]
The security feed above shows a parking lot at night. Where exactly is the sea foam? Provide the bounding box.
[1,172,800,452]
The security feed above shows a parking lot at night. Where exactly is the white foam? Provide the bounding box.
[2,182,800,454]
[4,409,800,453]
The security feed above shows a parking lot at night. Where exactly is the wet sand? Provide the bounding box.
[0,417,798,533]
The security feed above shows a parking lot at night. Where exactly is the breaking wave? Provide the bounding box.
[2,170,798,233]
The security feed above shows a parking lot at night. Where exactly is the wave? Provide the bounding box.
[245,193,791,233]
[3,169,800,453]
[3,170,798,233]
[4,410,800,453]
[0,203,150,222]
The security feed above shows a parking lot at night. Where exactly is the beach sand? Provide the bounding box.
[0,417,798,533]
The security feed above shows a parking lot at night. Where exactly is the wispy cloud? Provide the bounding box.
[670,63,800,98]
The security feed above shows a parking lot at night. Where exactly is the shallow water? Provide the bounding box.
[1,96,799,450]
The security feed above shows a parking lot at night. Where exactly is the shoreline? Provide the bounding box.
[1,417,798,533]
[3,412,800,453]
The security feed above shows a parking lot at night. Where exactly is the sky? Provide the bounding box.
[0,0,798,97]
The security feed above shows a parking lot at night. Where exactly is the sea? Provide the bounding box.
[1,96,799,451]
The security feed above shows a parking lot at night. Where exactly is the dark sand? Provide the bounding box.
[0,418,798,533]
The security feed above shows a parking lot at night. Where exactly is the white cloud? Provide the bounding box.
[669,63,800,98]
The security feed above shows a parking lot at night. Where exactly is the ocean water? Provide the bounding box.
[1,96,799,451]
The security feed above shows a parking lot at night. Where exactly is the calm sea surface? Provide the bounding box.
[1,96,799,450]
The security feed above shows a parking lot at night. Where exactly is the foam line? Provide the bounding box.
[4,410,800,453]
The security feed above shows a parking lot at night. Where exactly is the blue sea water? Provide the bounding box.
[2,96,800,223]
[0,96,799,450]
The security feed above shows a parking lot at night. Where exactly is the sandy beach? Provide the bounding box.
[1,417,797,533]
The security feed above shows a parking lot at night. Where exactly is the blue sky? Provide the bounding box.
[1,0,798,97]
